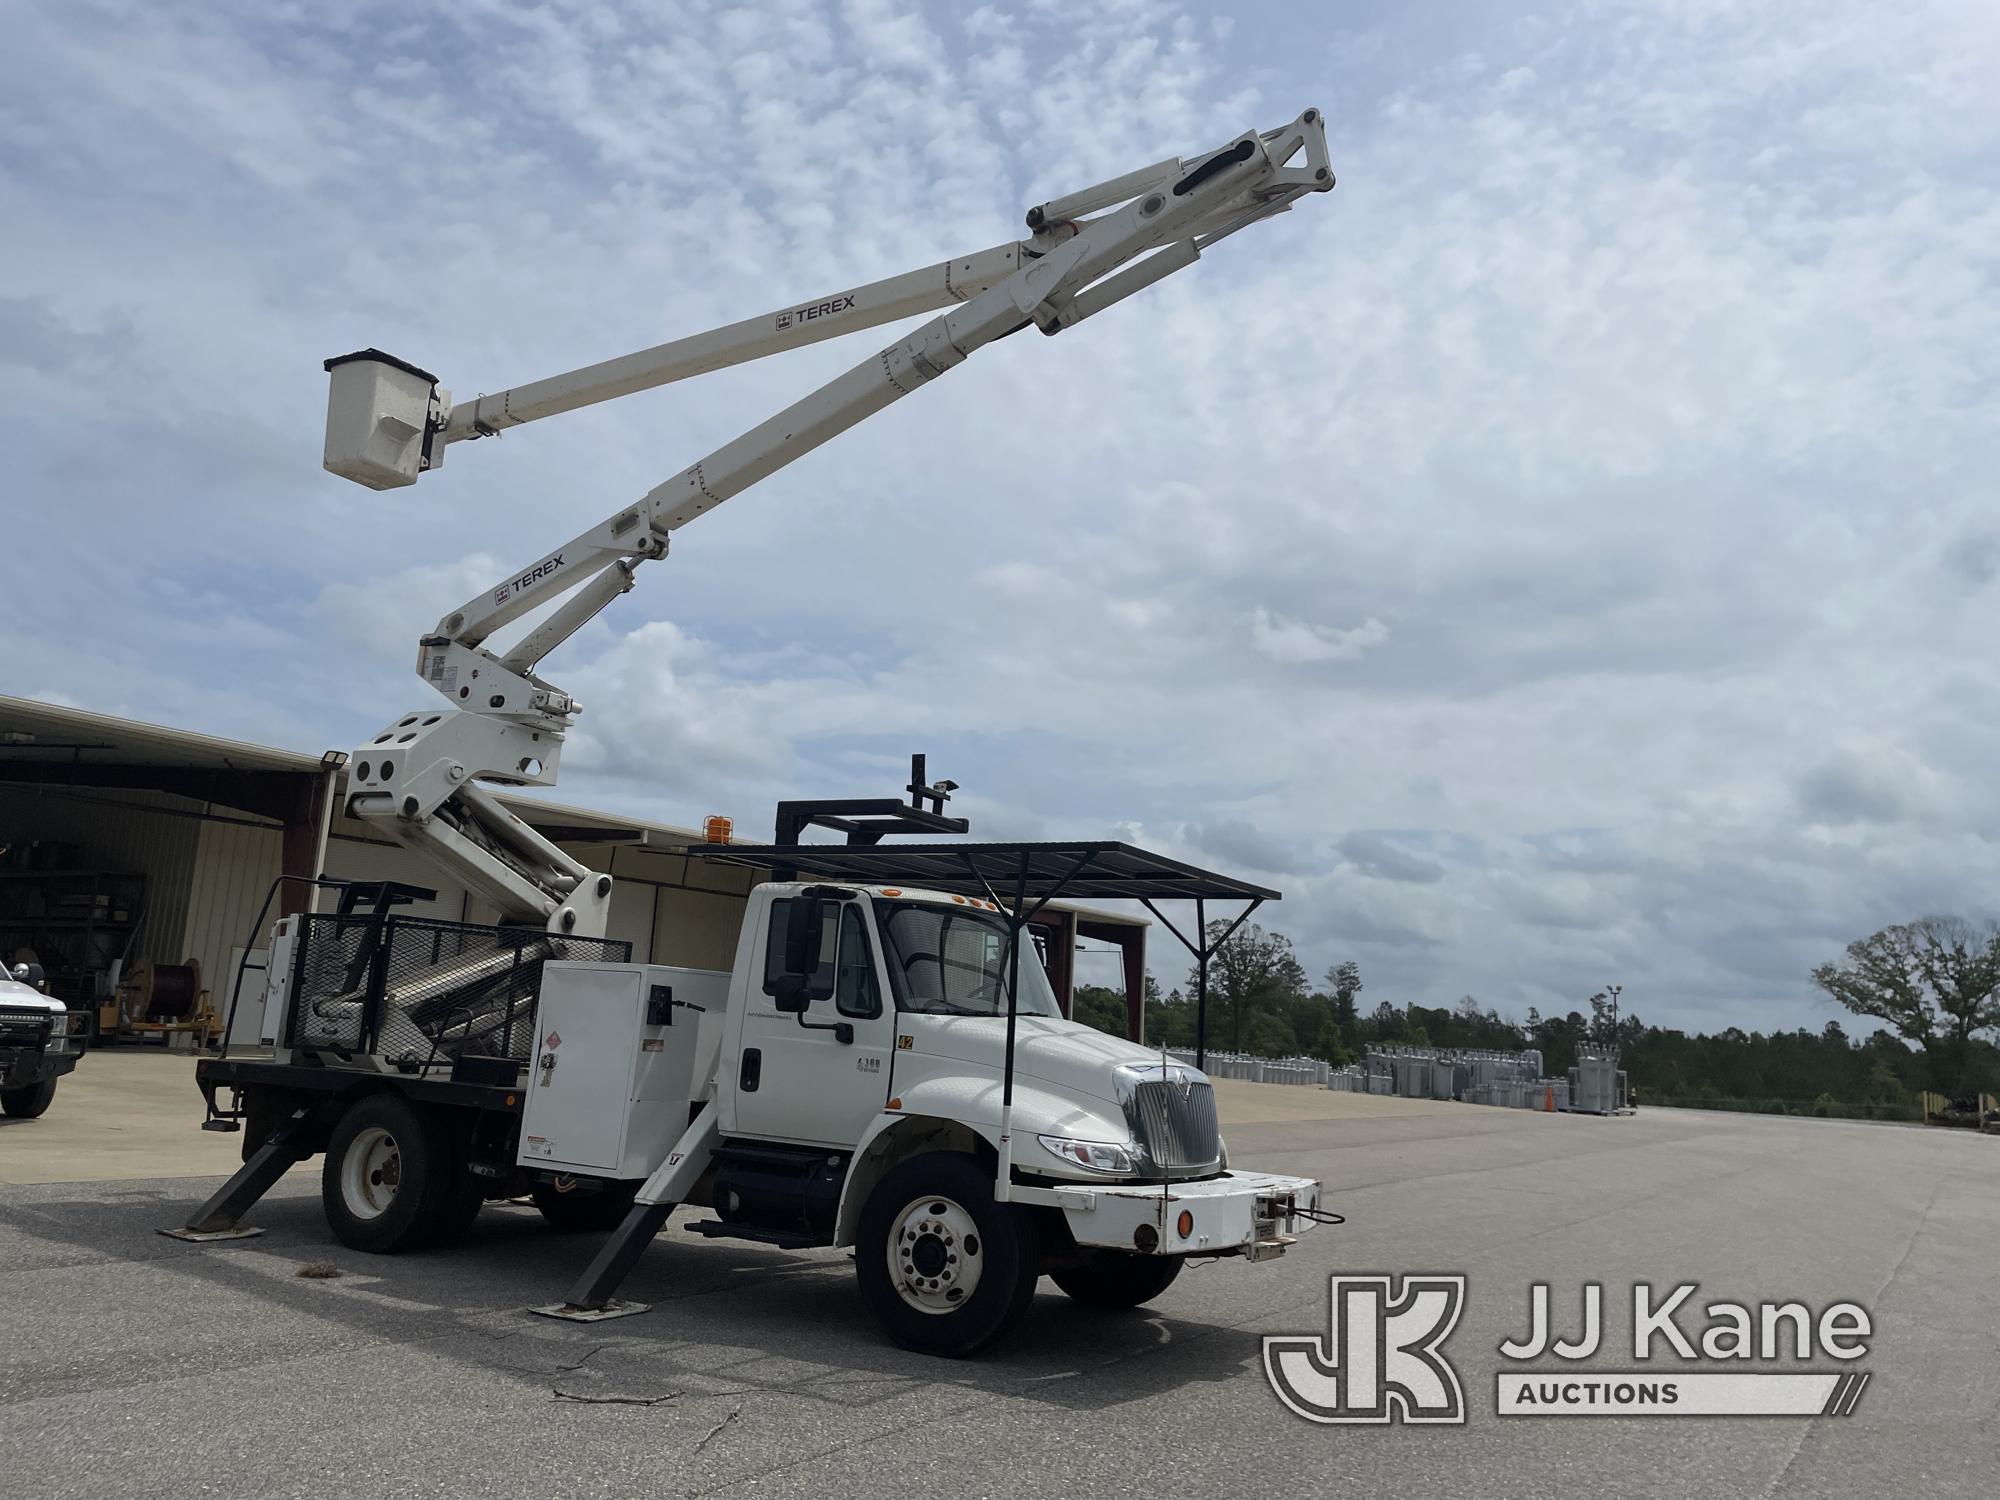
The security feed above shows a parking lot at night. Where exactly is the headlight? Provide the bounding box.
[47,1014,72,1037]
[1038,1134,1136,1173]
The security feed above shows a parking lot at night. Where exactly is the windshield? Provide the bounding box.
[875,901,1064,1019]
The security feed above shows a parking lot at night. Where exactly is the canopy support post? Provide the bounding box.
[1139,895,1263,1073]
[961,847,1098,1204]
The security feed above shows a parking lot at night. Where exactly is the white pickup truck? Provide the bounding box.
[0,964,82,1119]
[188,862,1323,1356]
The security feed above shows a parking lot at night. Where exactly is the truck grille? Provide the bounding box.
[0,1009,52,1047]
[1127,1072,1221,1172]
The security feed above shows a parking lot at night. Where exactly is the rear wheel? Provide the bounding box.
[531,1177,639,1232]
[0,1075,57,1119]
[856,1152,1039,1357]
[321,1095,453,1253]
[1049,1250,1183,1309]
[426,1173,485,1246]
[421,1111,486,1248]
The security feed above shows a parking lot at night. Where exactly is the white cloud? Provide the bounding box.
[4,0,1998,1035]
[1250,610,1389,665]
[1338,833,1446,885]
[316,554,506,665]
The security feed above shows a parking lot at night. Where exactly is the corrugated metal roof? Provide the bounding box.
[0,694,322,775]
[0,694,705,839]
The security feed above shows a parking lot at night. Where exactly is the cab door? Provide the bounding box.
[732,897,894,1147]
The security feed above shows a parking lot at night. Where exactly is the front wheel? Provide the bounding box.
[0,1075,57,1119]
[1049,1250,1183,1309]
[855,1152,1039,1357]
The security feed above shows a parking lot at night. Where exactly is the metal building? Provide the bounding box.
[0,695,1146,1048]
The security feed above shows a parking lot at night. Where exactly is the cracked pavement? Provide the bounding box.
[2,1103,1994,1498]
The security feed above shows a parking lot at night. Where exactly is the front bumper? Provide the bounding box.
[1053,1169,1321,1260]
[0,1045,79,1088]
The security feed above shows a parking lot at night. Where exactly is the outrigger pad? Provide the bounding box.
[157,1224,267,1243]
[528,1299,651,1323]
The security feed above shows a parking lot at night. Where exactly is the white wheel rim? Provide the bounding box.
[887,1194,983,1315]
[341,1125,402,1221]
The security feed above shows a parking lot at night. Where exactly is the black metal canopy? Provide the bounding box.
[682,839,1280,905]
[686,838,1274,1077]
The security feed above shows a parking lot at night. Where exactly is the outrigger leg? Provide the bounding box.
[530,1099,720,1321]
[158,1104,321,1242]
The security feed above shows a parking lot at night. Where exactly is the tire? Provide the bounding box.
[855,1152,1040,1357]
[427,1172,485,1247]
[0,1075,57,1119]
[531,1178,639,1233]
[1049,1250,1183,1309]
[420,1110,485,1248]
[321,1095,454,1253]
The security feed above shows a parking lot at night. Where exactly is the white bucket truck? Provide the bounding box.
[185,826,1324,1355]
[176,108,1338,1353]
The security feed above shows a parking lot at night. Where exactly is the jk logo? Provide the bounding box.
[1263,1274,1467,1424]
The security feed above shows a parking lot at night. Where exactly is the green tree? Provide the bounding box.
[1309,1015,1352,1065]
[1324,961,1364,1050]
[1184,922,1308,1053]
[1812,917,2000,1092]
[1143,984,1194,1048]
[1072,983,1128,1038]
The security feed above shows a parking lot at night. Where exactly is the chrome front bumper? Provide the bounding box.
[1051,1169,1321,1258]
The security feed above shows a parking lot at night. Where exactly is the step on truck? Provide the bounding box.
[184,827,1327,1355]
[174,109,1341,1353]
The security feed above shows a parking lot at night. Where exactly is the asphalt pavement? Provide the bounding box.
[1,1095,1993,1497]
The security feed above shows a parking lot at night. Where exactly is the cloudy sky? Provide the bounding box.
[4,0,1996,1033]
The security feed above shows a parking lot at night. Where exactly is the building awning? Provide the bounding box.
[0,694,323,776]
[0,694,698,845]
[683,839,1279,905]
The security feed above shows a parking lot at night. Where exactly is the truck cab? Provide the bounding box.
[532,879,1322,1354]
[721,882,1222,1184]
[0,964,82,1119]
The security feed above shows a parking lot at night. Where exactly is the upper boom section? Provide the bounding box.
[435,239,1029,447]
[322,108,1332,935]
[323,110,1331,494]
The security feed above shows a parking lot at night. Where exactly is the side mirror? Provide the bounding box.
[784,895,824,974]
[771,896,830,1013]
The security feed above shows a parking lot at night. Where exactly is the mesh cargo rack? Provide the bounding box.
[283,912,629,1068]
